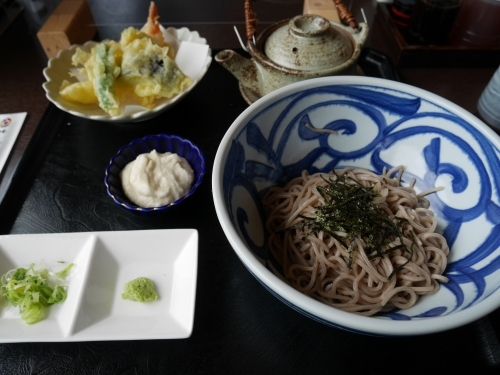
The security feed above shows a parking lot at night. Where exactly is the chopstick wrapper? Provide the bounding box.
[0,113,27,175]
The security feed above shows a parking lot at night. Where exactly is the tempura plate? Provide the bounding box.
[0,229,198,342]
[42,27,211,123]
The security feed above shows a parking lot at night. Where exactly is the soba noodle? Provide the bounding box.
[263,166,449,316]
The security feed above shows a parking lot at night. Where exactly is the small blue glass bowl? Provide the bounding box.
[104,134,205,213]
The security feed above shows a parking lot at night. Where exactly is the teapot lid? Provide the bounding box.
[264,15,354,71]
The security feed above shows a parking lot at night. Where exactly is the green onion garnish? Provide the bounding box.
[0,263,74,324]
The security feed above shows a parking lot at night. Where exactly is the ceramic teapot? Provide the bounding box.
[215,14,369,103]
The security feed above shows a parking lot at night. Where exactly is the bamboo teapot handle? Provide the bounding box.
[244,0,357,42]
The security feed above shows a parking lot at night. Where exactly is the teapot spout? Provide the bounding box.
[215,49,260,96]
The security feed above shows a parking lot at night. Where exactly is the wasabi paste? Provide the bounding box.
[122,277,158,302]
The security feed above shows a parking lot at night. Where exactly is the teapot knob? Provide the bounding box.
[289,15,330,37]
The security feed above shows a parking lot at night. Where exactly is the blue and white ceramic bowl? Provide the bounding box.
[105,134,205,213]
[212,76,500,336]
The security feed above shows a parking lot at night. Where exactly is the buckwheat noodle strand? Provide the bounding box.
[263,167,449,316]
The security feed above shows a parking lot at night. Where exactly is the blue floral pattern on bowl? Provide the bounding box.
[219,79,500,328]
[105,134,205,213]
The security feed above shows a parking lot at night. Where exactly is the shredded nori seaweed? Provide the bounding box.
[284,171,415,279]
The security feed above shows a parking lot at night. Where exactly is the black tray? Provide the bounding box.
[1,50,499,374]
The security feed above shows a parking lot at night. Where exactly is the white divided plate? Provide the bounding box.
[0,229,198,342]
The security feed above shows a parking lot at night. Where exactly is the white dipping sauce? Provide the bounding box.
[120,150,194,207]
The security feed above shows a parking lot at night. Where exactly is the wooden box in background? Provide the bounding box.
[37,0,97,59]
[303,0,340,22]
[369,4,500,68]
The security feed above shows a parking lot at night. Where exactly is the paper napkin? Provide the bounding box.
[0,112,27,175]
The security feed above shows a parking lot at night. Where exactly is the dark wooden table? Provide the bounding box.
[1,1,500,374]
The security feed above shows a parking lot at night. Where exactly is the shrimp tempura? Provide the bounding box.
[141,2,166,47]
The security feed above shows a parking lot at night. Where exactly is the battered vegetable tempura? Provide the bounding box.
[94,42,122,116]
[59,2,191,116]
[119,37,191,108]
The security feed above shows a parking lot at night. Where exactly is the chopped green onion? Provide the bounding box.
[0,263,75,324]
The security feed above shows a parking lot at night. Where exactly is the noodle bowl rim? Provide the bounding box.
[212,75,500,336]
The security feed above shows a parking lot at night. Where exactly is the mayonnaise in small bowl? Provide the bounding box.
[120,150,194,208]
[105,134,205,214]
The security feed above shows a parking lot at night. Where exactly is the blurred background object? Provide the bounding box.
[86,0,305,50]
[478,66,500,129]
[370,0,500,67]
[0,0,23,36]
[390,0,415,32]
[36,0,96,58]
[19,0,59,31]
[17,0,379,54]
[407,0,462,44]
[449,0,500,47]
